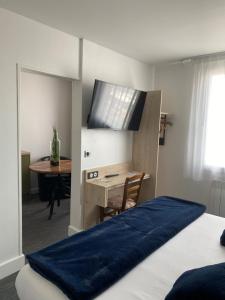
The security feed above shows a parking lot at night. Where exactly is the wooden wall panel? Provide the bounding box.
[132,90,162,200]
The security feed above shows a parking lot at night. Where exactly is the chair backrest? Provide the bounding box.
[121,172,145,210]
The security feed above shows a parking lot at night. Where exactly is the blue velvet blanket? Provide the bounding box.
[27,196,205,300]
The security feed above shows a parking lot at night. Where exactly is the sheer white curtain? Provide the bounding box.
[187,55,225,181]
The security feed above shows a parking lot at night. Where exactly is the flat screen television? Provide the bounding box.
[87,80,147,130]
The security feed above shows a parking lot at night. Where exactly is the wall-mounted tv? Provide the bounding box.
[87,80,147,131]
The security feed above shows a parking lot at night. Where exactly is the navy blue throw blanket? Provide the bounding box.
[27,196,205,300]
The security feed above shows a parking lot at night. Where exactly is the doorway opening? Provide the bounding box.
[19,68,73,255]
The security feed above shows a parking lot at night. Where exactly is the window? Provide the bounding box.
[187,57,225,180]
[204,75,225,168]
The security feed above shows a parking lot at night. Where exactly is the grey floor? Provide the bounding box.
[0,195,70,300]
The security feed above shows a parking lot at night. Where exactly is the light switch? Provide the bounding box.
[84,150,90,158]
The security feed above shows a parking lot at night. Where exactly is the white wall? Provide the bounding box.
[69,40,155,232]
[155,62,211,208]
[0,8,155,278]
[21,71,72,191]
[81,40,155,170]
[0,8,79,279]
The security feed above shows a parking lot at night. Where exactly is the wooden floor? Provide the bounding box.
[0,195,70,300]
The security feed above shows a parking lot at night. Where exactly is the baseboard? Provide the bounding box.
[68,225,83,236]
[0,255,25,280]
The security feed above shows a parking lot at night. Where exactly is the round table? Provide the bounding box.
[29,160,72,219]
[29,160,71,174]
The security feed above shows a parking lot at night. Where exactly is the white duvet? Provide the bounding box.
[16,213,225,300]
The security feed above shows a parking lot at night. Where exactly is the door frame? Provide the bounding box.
[16,64,77,256]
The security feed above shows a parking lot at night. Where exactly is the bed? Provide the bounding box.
[15,201,225,300]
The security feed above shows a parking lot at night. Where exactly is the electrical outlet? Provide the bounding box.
[87,171,99,179]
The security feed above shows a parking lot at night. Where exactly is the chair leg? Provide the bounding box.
[99,207,105,222]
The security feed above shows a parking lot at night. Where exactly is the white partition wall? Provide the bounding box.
[0,8,156,278]
[81,39,155,172]
[0,8,79,279]
[68,39,155,232]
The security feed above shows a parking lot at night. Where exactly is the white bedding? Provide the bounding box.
[16,213,225,300]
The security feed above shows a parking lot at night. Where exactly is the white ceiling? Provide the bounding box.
[1,0,225,64]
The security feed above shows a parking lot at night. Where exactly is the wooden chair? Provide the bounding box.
[100,172,145,222]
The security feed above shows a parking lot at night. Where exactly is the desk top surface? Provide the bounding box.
[87,172,150,190]
[29,160,71,174]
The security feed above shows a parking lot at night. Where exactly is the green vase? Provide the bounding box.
[50,128,60,166]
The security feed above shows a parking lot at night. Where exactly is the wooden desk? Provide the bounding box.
[87,172,150,208]
[84,163,150,229]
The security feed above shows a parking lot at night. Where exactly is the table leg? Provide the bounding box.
[47,200,51,208]
[57,174,62,207]
[48,197,55,220]
[48,181,56,220]
[48,174,63,219]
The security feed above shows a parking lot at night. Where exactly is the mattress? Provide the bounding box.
[16,213,225,300]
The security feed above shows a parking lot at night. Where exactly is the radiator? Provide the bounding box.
[210,180,225,217]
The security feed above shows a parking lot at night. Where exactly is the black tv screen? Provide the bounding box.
[87,80,146,130]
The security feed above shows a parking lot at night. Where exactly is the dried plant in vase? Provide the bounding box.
[50,127,60,166]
